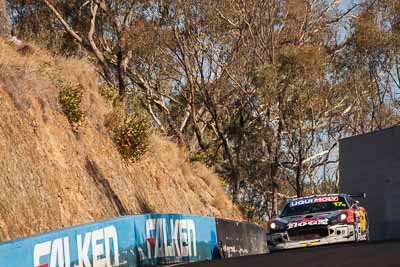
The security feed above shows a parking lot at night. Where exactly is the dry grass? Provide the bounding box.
[211,196,226,210]
[0,40,97,89]
[0,39,242,241]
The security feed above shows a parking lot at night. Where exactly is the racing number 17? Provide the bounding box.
[333,202,346,207]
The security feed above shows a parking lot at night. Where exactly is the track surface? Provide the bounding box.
[180,242,400,267]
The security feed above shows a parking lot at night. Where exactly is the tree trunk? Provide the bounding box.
[0,0,9,38]
[117,49,127,96]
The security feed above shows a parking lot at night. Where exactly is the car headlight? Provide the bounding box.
[331,212,350,225]
[268,221,286,232]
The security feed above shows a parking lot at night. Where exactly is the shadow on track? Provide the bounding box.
[179,241,400,267]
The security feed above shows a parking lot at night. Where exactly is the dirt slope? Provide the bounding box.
[0,40,242,241]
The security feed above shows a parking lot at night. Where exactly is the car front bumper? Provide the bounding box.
[267,224,356,251]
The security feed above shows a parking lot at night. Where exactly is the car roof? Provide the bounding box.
[280,193,352,214]
[286,193,348,203]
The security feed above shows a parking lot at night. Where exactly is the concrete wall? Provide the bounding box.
[215,219,268,258]
[340,126,400,241]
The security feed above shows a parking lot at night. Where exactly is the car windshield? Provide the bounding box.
[281,196,349,217]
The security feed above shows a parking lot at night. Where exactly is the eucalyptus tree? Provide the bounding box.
[8,0,400,221]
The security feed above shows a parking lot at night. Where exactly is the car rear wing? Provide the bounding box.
[349,192,367,199]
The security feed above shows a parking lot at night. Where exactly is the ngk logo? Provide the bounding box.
[33,226,119,267]
[288,218,329,229]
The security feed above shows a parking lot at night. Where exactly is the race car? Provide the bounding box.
[267,193,369,251]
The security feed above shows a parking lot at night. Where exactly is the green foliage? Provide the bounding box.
[99,85,146,118]
[99,84,122,107]
[113,115,150,160]
[99,84,118,101]
[58,84,85,126]
[189,151,209,162]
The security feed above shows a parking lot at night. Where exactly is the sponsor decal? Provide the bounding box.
[222,245,249,258]
[33,226,119,267]
[289,196,339,207]
[288,218,328,229]
[333,201,346,207]
[358,210,367,232]
[144,219,197,259]
[300,241,320,247]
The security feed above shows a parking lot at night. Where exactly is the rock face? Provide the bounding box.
[0,40,242,241]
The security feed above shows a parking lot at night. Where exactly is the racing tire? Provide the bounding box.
[354,222,362,242]
[364,223,370,242]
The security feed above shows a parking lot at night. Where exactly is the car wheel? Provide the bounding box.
[365,223,370,242]
[354,222,361,242]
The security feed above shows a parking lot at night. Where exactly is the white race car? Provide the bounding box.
[267,193,369,251]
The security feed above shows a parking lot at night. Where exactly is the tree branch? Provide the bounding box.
[42,0,83,43]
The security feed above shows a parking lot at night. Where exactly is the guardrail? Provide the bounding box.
[0,213,267,267]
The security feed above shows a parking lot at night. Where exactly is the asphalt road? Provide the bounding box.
[180,241,400,267]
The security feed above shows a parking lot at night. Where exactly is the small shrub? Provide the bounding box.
[190,151,208,162]
[99,84,118,102]
[59,84,85,127]
[113,115,150,160]
[99,84,124,108]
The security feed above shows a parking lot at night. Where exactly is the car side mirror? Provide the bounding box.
[271,211,277,218]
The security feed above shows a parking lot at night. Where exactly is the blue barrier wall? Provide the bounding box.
[0,216,136,267]
[0,214,218,267]
[133,214,217,266]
